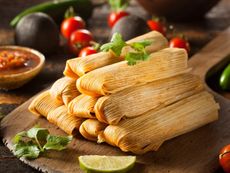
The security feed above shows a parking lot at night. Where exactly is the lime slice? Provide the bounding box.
[79,155,136,173]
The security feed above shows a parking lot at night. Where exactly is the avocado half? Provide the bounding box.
[15,12,60,54]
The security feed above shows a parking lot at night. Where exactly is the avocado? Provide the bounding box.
[15,12,59,54]
[110,15,149,41]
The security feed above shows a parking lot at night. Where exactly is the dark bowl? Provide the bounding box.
[137,0,221,21]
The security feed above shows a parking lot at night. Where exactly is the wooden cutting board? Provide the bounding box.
[1,27,230,173]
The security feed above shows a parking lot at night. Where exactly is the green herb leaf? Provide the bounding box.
[14,141,40,159]
[43,135,73,151]
[12,126,73,159]
[125,52,150,66]
[100,33,152,65]
[124,40,152,65]
[108,0,129,11]
[130,40,152,51]
[100,33,126,57]
[27,127,49,151]
[13,131,27,143]
[27,127,49,142]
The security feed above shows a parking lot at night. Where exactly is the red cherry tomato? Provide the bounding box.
[61,16,85,39]
[147,20,166,36]
[219,144,230,173]
[108,11,129,28]
[169,37,190,53]
[79,46,97,57]
[69,29,93,54]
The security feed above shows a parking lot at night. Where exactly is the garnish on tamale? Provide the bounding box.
[77,48,189,97]
[63,31,168,78]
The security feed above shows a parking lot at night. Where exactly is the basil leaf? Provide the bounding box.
[43,135,72,151]
[13,141,40,159]
[27,127,49,142]
[100,33,126,57]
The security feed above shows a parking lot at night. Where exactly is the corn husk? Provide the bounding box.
[64,52,115,79]
[77,48,189,96]
[63,31,168,78]
[50,77,80,105]
[98,91,219,154]
[79,119,107,141]
[29,90,62,117]
[47,105,84,135]
[95,74,204,125]
[68,94,98,119]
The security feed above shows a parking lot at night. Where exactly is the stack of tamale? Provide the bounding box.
[29,31,219,154]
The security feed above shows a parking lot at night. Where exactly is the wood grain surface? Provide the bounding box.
[1,27,230,173]
[0,0,230,172]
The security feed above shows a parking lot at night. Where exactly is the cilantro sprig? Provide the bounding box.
[100,33,152,65]
[100,33,126,57]
[13,126,72,159]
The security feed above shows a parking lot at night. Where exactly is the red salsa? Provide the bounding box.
[0,48,40,75]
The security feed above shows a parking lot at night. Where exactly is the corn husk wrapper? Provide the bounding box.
[29,90,62,117]
[64,31,168,78]
[77,48,188,96]
[64,52,115,79]
[68,94,98,119]
[98,91,219,154]
[79,119,107,141]
[50,77,80,105]
[95,74,204,125]
[47,105,84,135]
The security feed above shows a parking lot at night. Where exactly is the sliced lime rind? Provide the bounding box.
[79,155,136,173]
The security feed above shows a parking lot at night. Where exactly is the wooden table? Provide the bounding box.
[0,0,229,172]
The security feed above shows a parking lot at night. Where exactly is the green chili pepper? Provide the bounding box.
[219,63,230,90]
[10,0,93,27]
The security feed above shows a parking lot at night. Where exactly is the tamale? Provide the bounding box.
[77,48,189,96]
[64,52,115,79]
[95,74,204,124]
[29,90,62,117]
[68,94,98,119]
[63,31,168,78]
[47,105,84,135]
[79,119,107,141]
[50,77,80,105]
[98,91,219,154]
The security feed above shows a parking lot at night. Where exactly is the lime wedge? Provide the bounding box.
[79,155,136,173]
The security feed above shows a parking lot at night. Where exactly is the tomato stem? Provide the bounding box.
[90,41,101,51]
[64,6,76,19]
[108,0,129,12]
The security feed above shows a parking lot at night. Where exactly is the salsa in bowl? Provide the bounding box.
[0,46,45,90]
